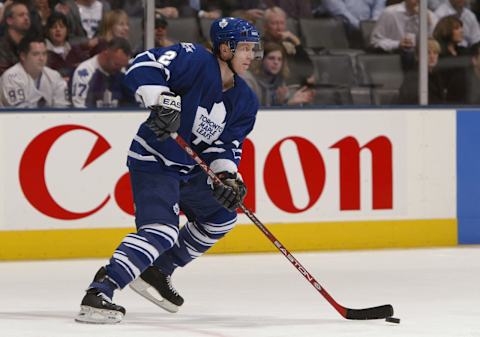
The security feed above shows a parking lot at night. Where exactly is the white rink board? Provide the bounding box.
[0,109,456,230]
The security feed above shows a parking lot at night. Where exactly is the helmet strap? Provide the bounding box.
[217,43,237,75]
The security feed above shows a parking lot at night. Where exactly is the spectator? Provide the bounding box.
[435,0,480,46]
[91,8,130,54]
[433,15,472,103]
[44,11,89,80]
[243,42,314,106]
[63,0,111,48]
[33,0,51,26]
[154,13,175,48]
[398,38,446,104]
[433,15,469,56]
[98,9,129,41]
[0,2,32,75]
[0,36,69,108]
[70,37,134,108]
[319,0,385,30]
[263,6,314,85]
[371,0,438,52]
[370,0,438,70]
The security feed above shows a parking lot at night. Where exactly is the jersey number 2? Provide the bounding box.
[157,51,177,66]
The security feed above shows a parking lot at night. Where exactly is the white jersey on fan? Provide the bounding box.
[78,1,103,38]
[0,63,70,108]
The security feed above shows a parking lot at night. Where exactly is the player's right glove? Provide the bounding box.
[145,91,181,142]
[212,172,247,212]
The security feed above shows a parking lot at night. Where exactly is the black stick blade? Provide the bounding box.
[345,304,394,320]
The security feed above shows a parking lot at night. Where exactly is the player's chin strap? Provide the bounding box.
[217,50,236,75]
[226,57,236,75]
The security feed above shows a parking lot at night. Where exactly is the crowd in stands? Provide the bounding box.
[1,0,480,108]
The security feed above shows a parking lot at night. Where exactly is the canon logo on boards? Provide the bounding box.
[18,125,393,220]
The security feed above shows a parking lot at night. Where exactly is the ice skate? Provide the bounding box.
[75,267,125,324]
[129,266,184,313]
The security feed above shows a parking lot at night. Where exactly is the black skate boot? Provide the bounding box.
[129,266,184,313]
[75,267,125,324]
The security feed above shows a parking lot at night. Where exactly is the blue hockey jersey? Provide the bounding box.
[124,43,259,177]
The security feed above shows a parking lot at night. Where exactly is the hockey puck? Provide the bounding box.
[385,317,401,324]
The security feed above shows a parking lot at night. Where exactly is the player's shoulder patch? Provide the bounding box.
[180,42,195,53]
[4,64,26,83]
[78,68,89,77]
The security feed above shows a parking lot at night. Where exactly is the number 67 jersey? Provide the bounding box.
[124,43,259,178]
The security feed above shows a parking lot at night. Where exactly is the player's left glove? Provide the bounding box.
[145,91,181,142]
[212,172,247,212]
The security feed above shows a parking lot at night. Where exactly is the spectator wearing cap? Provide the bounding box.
[154,14,176,48]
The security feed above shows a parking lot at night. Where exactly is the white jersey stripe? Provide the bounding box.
[133,135,196,171]
[126,61,171,80]
[128,150,156,162]
[202,147,226,154]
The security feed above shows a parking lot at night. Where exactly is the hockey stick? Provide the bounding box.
[170,132,394,320]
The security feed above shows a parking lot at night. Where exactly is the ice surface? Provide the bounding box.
[1,248,479,337]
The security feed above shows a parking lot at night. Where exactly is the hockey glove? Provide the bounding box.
[212,172,247,212]
[145,91,181,142]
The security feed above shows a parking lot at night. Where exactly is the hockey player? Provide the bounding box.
[76,17,262,324]
[0,36,69,108]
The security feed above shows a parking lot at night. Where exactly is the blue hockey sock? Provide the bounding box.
[103,224,179,289]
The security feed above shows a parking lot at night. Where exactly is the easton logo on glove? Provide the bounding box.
[145,91,182,142]
[158,94,181,111]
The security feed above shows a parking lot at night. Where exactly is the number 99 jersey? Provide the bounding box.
[0,63,69,108]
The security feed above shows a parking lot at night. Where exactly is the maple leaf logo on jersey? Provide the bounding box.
[192,102,227,145]
[219,19,228,29]
[78,69,89,77]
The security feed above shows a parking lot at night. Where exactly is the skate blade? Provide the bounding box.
[75,305,124,324]
[129,277,179,313]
